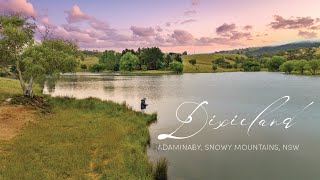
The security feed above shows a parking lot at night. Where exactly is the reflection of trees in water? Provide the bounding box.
[44,78,57,93]
[46,74,184,104]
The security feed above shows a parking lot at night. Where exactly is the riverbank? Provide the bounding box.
[0,77,158,179]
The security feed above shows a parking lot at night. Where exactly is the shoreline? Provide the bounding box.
[0,77,161,179]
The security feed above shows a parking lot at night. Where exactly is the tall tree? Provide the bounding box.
[139,47,164,70]
[119,52,139,71]
[0,15,81,97]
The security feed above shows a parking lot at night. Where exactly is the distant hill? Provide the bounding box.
[217,41,320,55]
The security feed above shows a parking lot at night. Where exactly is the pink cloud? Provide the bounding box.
[298,30,317,39]
[171,30,194,45]
[0,0,37,16]
[88,19,109,31]
[65,5,92,23]
[191,0,200,6]
[216,23,236,35]
[184,10,197,16]
[180,19,197,25]
[270,15,315,29]
[130,26,156,37]
[243,25,253,30]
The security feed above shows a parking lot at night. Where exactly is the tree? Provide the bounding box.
[242,59,261,71]
[119,52,139,71]
[89,63,105,72]
[182,51,188,55]
[139,47,164,70]
[213,57,225,64]
[169,61,183,73]
[280,61,295,74]
[188,59,196,65]
[266,56,286,71]
[0,15,81,98]
[305,59,320,75]
[212,64,217,71]
[294,60,308,74]
[99,50,121,71]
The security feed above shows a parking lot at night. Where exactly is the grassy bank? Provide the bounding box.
[0,77,159,179]
[0,77,42,101]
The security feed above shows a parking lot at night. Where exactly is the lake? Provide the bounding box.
[44,72,320,180]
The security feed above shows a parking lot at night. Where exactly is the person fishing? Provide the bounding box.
[141,98,148,113]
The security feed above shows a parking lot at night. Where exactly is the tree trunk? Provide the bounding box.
[27,77,34,98]
[15,61,28,96]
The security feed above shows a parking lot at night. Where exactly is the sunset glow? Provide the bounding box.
[1,0,320,53]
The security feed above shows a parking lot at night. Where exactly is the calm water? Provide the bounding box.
[44,72,320,180]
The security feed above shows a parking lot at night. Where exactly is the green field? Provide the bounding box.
[182,53,245,73]
[0,77,159,179]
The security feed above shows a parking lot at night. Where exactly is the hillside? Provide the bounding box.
[182,53,245,73]
[217,41,320,55]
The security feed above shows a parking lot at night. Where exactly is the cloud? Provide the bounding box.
[165,22,171,27]
[155,26,163,32]
[0,0,37,16]
[53,26,96,44]
[65,5,92,23]
[171,30,194,45]
[196,37,244,46]
[298,30,317,39]
[216,23,236,35]
[39,17,57,29]
[184,10,197,16]
[191,0,200,6]
[215,23,252,40]
[130,26,156,37]
[88,19,109,31]
[270,15,315,29]
[180,19,197,25]
[243,25,253,30]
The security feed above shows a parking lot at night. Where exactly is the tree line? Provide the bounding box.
[211,47,320,75]
[88,48,184,73]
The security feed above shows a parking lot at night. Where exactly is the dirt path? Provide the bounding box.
[0,105,36,140]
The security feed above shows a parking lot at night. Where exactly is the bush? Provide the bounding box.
[141,65,147,71]
[188,59,196,65]
[266,56,286,71]
[243,60,261,71]
[213,57,225,64]
[80,64,87,69]
[169,61,183,73]
[212,64,217,71]
[89,63,105,72]
[0,70,7,77]
[280,61,295,74]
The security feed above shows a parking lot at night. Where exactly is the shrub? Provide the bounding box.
[141,65,147,71]
[153,158,168,180]
[169,61,183,73]
[89,63,105,72]
[188,59,196,65]
[80,64,87,69]
[212,64,218,71]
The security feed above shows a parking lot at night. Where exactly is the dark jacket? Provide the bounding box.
[141,100,148,109]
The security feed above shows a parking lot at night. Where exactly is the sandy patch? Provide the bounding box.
[0,105,36,140]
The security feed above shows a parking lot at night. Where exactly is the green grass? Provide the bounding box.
[182,53,245,73]
[78,55,99,71]
[81,55,99,66]
[0,77,41,101]
[0,78,159,179]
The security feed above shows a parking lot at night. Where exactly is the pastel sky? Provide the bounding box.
[1,0,320,53]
